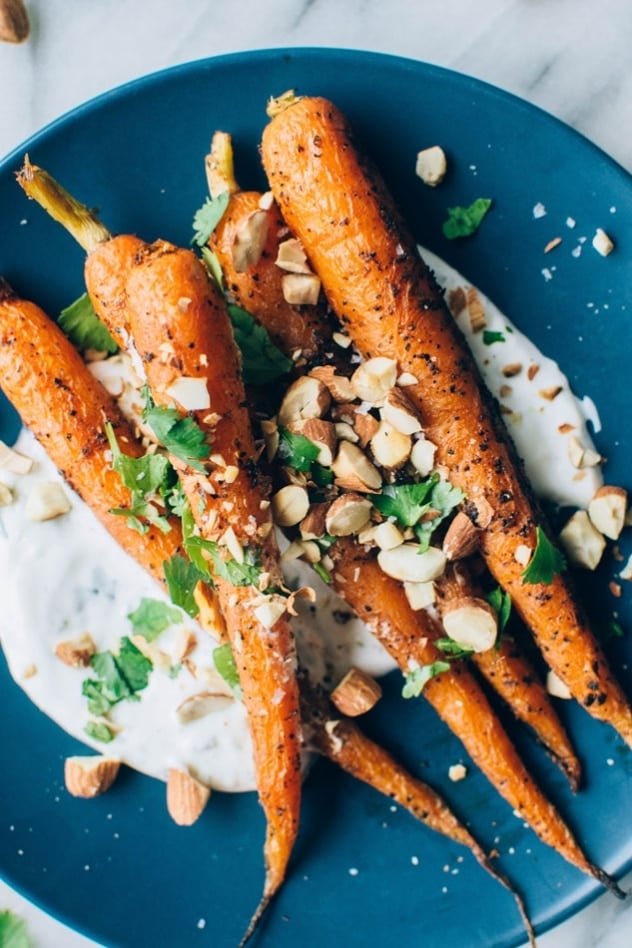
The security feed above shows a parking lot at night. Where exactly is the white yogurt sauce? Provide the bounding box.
[0,252,602,795]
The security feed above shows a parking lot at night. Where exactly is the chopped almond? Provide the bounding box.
[55,632,96,669]
[441,597,497,652]
[442,512,479,560]
[166,768,211,826]
[559,510,606,570]
[65,756,120,798]
[325,493,372,537]
[588,485,628,540]
[331,667,383,716]
[350,357,398,405]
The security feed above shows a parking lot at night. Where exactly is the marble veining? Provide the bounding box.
[1,1,631,946]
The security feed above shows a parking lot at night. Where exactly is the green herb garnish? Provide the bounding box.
[486,586,512,633]
[127,598,183,641]
[163,554,207,617]
[213,642,242,699]
[402,661,450,698]
[277,426,320,472]
[200,245,225,290]
[370,477,439,527]
[58,292,118,354]
[442,198,492,240]
[186,536,262,587]
[191,192,230,247]
[0,910,32,948]
[82,637,152,716]
[227,304,293,385]
[521,526,566,585]
[482,329,505,346]
[435,638,474,659]
[142,389,210,473]
[84,721,115,744]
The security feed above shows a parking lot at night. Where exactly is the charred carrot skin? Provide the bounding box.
[329,537,620,894]
[89,239,302,909]
[261,95,632,745]
[299,675,536,947]
[0,277,182,585]
[439,564,581,791]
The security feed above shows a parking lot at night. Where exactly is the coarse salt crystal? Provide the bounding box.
[532,202,547,219]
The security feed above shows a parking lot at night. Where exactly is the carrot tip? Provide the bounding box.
[591,864,628,900]
[238,892,271,948]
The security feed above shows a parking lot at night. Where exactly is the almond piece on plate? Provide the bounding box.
[278,375,331,427]
[331,440,382,492]
[415,145,447,187]
[559,509,606,570]
[377,543,446,583]
[0,0,30,43]
[587,485,628,540]
[167,768,211,826]
[25,481,71,521]
[350,357,398,405]
[65,755,120,799]
[271,483,310,527]
[331,667,383,717]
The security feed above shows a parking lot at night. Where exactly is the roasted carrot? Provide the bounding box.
[299,674,536,946]
[439,564,581,790]
[260,94,632,746]
[0,276,182,585]
[212,166,581,791]
[108,238,302,932]
[206,130,330,363]
[328,537,622,896]
[16,162,303,932]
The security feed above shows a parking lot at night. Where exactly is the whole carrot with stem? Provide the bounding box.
[260,93,632,747]
[17,160,303,936]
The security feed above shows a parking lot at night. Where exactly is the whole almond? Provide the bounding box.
[0,0,30,43]
[167,768,211,826]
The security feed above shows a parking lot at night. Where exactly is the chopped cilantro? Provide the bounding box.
[486,586,512,633]
[414,480,466,550]
[109,495,172,535]
[142,391,210,473]
[200,245,225,290]
[213,642,242,699]
[82,637,152,715]
[85,721,115,744]
[186,536,262,587]
[521,526,566,585]
[311,462,334,487]
[191,192,230,247]
[370,477,439,527]
[482,330,505,346]
[127,598,183,641]
[435,638,474,659]
[0,910,32,948]
[227,304,293,385]
[163,554,207,617]
[402,661,450,698]
[277,426,320,472]
[442,198,492,240]
[58,292,118,354]
[106,423,175,496]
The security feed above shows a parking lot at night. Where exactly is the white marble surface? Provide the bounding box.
[1,1,632,946]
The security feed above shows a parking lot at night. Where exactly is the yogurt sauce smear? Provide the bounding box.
[0,252,602,795]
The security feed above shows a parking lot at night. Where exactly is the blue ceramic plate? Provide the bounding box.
[1,48,631,948]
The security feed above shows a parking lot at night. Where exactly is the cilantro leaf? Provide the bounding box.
[0,910,32,948]
[521,526,567,585]
[58,292,118,354]
[191,192,230,246]
[435,638,474,659]
[277,426,320,472]
[414,480,466,550]
[482,330,505,346]
[227,304,293,385]
[106,423,175,497]
[85,721,115,744]
[82,638,152,716]
[213,642,242,699]
[127,598,183,641]
[312,561,332,585]
[486,586,512,633]
[402,661,450,698]
[163,554,207,617]
[186,536,262,587]
[370,477,439,527]
[442,198,492,240]
[142,397,210,473]
[601,619,625,643]
[109,496,172,535]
